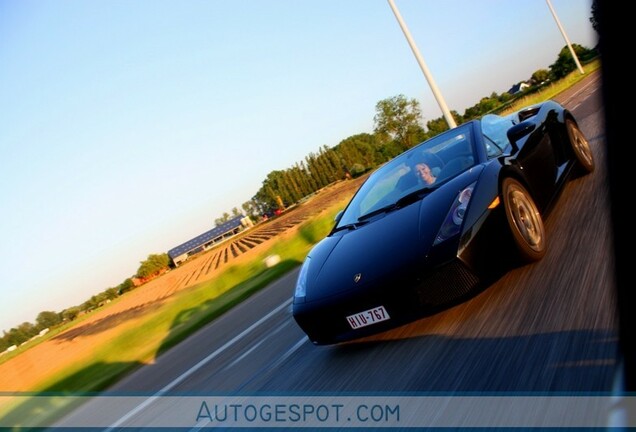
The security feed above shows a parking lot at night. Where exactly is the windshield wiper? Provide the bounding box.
[357,203,398,221]
[332,220,370,233]
[357,186,436,221]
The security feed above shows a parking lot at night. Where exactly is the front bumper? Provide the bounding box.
[292,258,480,345]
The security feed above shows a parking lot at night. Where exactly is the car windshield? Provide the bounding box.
[335,123,477,229]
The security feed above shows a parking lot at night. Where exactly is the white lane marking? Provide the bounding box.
[561,75,600,107]
[191,336,308,431]
[221,319,291,371]
[268,336,308,371]
[104,297,292,431]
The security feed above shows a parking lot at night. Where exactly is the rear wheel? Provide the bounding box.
[502,178,546,263]
[566,119,594,173]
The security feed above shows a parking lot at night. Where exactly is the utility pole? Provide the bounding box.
[545,0,585,74]
[386,0,457,129]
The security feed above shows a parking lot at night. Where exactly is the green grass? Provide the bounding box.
[498,58,601,115]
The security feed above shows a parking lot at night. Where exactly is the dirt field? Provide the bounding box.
[0,177,366,392]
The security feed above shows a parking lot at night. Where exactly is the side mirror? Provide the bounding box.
[507,121,536,152]
[334,210,344,224]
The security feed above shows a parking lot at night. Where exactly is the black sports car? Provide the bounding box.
[292,100,594,345]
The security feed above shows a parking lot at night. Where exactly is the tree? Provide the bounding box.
[549,44,595,80]
[426,111,463,135]
[531,69,550,85]
[62,306,81,322]
[334,133,381,169]
[15,322,38,342]
[498,92,512,103]
[426,117,450,136]
[242,200,260,222]
[4,327,28,346]
[104,287,119,301]
[136,253,170,279]
[81,295,100,312]
[349,163,366,177]
[117,278,134,294]
[214,212,231,226]
[590,0,600,34]
[0,335,9,352]
[336,134,373,171]
[374,95,425,151]
[36,311,61,330]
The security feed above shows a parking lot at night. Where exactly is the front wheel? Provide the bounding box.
[502,178,546,263]
[566,119,594,174]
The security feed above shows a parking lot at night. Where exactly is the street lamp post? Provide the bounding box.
[387,0,457,129]
[545,0,585,74]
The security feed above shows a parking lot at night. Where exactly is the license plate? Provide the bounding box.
[346,306,390,329]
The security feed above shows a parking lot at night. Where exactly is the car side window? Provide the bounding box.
[481,114,513,158]
[483,135,504,158]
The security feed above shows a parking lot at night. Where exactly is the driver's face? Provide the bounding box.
[415,163,435,184]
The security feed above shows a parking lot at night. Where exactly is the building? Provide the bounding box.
[168,215,253,266]
[508,81,530,95]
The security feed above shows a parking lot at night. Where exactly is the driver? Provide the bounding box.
[397,153,441,192]
[413,161,437,185]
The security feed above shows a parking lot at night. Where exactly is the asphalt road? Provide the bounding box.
[56,72,620,427]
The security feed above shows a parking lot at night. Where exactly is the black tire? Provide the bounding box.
[502,177,546,263]
[566,118,595,174]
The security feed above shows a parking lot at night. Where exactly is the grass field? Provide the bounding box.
[497,58,600,115]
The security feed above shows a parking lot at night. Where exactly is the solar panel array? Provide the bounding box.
[157,177,367,293]
[168,216,245,259]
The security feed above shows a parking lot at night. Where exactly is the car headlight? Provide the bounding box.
[294,256,311,301]
[433,182,476,245]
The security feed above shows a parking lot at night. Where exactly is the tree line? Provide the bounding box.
[1,42,597,353]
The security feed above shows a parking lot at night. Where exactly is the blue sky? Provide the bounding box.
[0,0,597,333]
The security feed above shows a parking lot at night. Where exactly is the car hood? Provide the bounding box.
[304,181,471,302]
